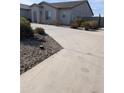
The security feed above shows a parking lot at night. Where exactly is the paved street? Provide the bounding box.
[21,23,104,93]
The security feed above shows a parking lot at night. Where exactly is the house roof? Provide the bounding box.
[20,0,93,15]
[39,1,57,8]
[50,0,87,9]
[20,4,30,9]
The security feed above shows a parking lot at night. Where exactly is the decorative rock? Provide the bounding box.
[20,34,63,74]
[41,38,46,42]
[40,45,44,49]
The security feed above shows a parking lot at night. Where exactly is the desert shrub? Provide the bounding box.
[34,27,45,35]
[80,22,85,27]
[70,19,82,29]
[21,16,32,22]
[70,22,79,29]
[83,21,98,30]
[80,20,86,27]
[75,19,82,26]
[20,17,33,39]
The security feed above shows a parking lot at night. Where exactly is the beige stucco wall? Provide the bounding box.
[42,4,57,24]
[58,2,93,25]
[71,2,93,21]
[58,9,71,25]
[31,5,40,23]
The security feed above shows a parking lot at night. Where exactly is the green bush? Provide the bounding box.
[20,17,33,39]
[80,20,86,27]
[83,21,98,30]
[34,27,45,35]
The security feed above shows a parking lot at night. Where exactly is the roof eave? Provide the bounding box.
[86,1,94,16]
[56,1,88,9]
[39,1,57,9]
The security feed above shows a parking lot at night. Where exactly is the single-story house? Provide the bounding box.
[20,0,93,25]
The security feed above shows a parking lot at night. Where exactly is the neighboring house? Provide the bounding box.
[20,4,31,21]
[20,0,93,25]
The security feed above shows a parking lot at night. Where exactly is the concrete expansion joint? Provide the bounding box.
[64,48,103,58]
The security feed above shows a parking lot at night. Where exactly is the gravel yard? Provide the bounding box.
[20,34,63,74]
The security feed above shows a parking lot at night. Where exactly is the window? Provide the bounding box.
[33,11,37,22]
[45,11,51,20]
[62,14,66,18]
[40,11,42,23]
[40,11,42,15]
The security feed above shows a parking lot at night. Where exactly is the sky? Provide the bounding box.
[20,0,104,16]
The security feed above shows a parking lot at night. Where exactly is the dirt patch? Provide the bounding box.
[20,34,63,74]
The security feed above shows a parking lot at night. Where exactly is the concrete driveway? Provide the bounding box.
[21,23,104,93]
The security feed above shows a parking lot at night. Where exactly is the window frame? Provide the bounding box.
[45,10,51,20]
